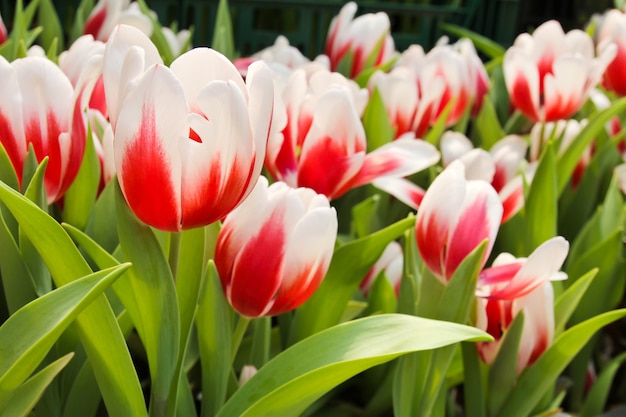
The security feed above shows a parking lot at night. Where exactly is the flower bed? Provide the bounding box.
[0,0,625,416]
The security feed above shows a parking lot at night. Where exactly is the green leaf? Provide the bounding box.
[579,352,626,417]
[473,95,505,150]
[362,87,395,151]
[351,193,382,238]
[69,0,95,43]
[524,141,557,252]
[289,216,415,344]
[63,125,101,230]
[498,309,626,417]
[365,271,398,316]
[197,261,232,417]
[557,97,626,195]
[554,269,597,334]
[62,360,101,417]
[423,101,453,145]
[217,314,491,417]
[2,353,74,417]
[115,184,180,411]
[440,23,506,59]
[134,0,175,64]
[85,178,119,252]
[211,0,235,60]
[37,0,64,53]
[0,264,130,410]
[0,181,146,417]
[461,343,485,417]
[486,313,524,417]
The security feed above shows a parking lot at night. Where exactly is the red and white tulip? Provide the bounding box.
[596,8,626,96]
[504,20,615,122]
[84,0,152,42]
[215,176,338,317]
[0,56,87,203]
[415,160,502,282]
[111,46,274,231]
[360,240,403,296]
[475,236,569,372]
[325,1,395,78]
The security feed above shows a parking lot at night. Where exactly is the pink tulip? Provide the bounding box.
[596,9,626,96]
[215,177,338,317]
[415,160,502,282]
[325,2,395,78]
[475,237,569,372]
[112,47,274,231]
[0,56,86,203]
[504,20,615,122]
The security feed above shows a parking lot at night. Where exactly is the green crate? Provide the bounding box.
[180,0,482,58]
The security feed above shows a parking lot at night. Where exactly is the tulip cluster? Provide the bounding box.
[0,1,625,417]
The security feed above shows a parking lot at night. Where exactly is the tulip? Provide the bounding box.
[370,39,484,139]
[504,20,615,122]
[0,56,86,203]
[112,46,274,231]
[265,68,439,199]
[84,0,152,42]
[415,160,502,282]
[596,8,626,96]
[529,119,590,188]
[360,240,403,296]
[475,237,569,372]
[215,177,338,317]
[0,10,7,45]
[441,132,528,223]
[325,2,395,78]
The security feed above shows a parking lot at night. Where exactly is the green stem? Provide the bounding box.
[168,231,182,278]
[231,316,251,362]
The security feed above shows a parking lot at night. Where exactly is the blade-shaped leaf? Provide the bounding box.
[554,269,597,334]
[363,87,395,151]
[498,309,626,417]
[211,0,235,60]
[0,181,146,417]
[0,264,130,409]
[2,353,74,417]
[579,352,626,417]
[217,314,491,417]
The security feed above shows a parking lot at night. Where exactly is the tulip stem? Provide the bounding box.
[169,231,182,278]
[231,316,252,361]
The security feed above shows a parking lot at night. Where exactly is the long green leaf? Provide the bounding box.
[473,96,505,150]
[579,352,626,417]
[217,314,491,417]
[524,142,557,252]
[498,309,626,417]
[0,181,146,417]
[2,353,74,417]
[211,0,235,60]
[289,216,415,344]
[553,269,597,334]
[486,313,524,417]
[37,0,64,53]
[362,87,395,151]
[0,264,130,409]
[197,261,232,417]
[440,23,506,59]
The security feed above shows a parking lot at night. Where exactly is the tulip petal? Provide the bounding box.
[352,137,440,188]
[115,64,187,231]
[504,48,540,121]
[298,89,366,198]
[415,161,467,278]
[103,24,162,129]
[181,79,256,228]
[488,236,569,300]
[0,57,25,180]
[170,47,247,113]
[372,176,425,210]
[444,180,502,279]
